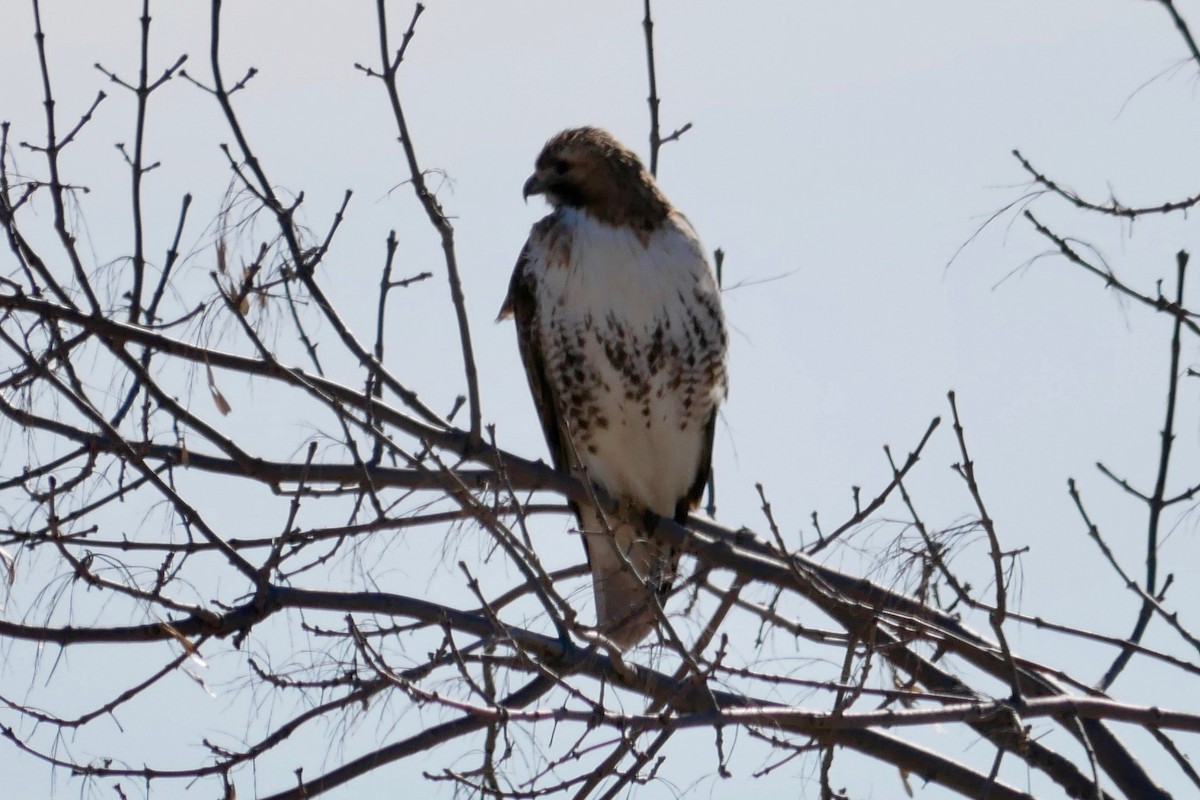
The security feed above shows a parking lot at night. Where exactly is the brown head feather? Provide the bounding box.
[522,127,670,230]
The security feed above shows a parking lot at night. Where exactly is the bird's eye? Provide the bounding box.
[553,159,569,175]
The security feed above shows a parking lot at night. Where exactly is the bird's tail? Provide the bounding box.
[579,505,678,650]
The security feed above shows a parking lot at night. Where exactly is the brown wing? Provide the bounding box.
[501,238,575,499]
[675,410,717,524]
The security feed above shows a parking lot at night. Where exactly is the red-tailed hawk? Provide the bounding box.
[500,127,728,648]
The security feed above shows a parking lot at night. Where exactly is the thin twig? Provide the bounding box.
[370,1,482,443]
[1098,251,1188,690]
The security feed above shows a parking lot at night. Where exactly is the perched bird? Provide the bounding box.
[499,127,728,648]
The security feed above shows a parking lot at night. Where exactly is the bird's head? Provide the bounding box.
[523,127,669,228]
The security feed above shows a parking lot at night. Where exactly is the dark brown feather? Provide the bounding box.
[676,409,717,524]
[504,246,567,472]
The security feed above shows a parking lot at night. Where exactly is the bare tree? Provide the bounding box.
[2,2,1199,799]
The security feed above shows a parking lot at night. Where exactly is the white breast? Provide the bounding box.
[530,208,727,517]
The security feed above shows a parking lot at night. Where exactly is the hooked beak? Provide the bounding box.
[522,173,544,202]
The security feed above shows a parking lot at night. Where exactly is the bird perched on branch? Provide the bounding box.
[500,127,727,648]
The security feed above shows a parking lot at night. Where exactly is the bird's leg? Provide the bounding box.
[615,495,641,542]
[638,508,677,593]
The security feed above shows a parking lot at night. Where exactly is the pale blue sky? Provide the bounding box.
[2,2,1199,798]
